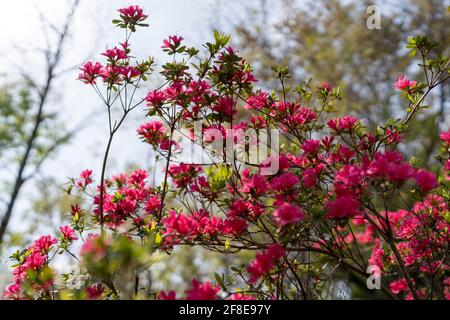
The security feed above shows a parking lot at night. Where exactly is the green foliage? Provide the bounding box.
[0,87,32,150]
[205,164,233,192]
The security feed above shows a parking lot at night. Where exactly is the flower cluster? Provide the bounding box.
[4,235,57,299]
[247,244,286,283]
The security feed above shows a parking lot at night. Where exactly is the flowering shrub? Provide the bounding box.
[4,6,450,300]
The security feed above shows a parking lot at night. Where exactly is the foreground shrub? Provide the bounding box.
[4,5,450,300]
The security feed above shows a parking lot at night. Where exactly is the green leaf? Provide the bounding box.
[408,49,417,57]
[205,164,232,192]
[155,233,162,245]
[225,239,230,252]
[213,30,220,43]
[214,272,223,285]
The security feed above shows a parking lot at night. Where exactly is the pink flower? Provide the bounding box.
[185,279,220,300]
[76,169,93,188]
[101,46,128,62]
[222,217,248,236]
[413,169,439,193]
[212,96,236,117]
[394,74,417,91]
[290,107,317,126]
[267,244,286,260]
[59,225,78,241]
[247,252,274,283]
[229,293,256,300]
[244,91,268,110]
[366,151,415,184]
[168,163,201,188]
[272,203,305,227]
[445,160,450,171]
[327,115,359,132]
[137,121,167,145]
[249,115,266,128]
[24,251,47,270]
[3,283,21,299]
[117,6,148,24]
[241,170,268,197]
[320,82,333,92]
[78,62,104,84]
[386,129,401,144]
[86,283,104,300]
[162,211,196,237]
[302,168,318,188]
[128,169,148,185]
[116,65,141,81]
[326,195,361,219]
[301,139,321,155]
[439,131,450,145]
[145,90,166,108]
[387,162,416,184]
[145,195,161,215]
[368,240,385,271]
[269,173,299,192]
[247,244,285,283]
[228,199,264,219]
[333,165,363,196]
[389,278,409,295]
[80,234,107,260]
[158,290,177,300]
[162,35,184,49]
[32,235,57,253]
[80,169,93,181]
[159,138,179,151]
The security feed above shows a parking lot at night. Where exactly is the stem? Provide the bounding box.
[99,132,114,231]
[157,125,175,223]
[389,240,419,300]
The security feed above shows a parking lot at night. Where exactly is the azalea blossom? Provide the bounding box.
[185,279,220,300]
[60,225,78,241]
[272,202,305,226]
[394,74,417,90]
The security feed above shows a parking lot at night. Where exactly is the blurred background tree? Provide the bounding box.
[0,1,86,252]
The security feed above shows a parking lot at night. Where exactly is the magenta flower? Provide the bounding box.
[439,130,450,144]
[117,5,147,24]
[161,35,184,49]
[273,202,305,227]
[185,279,220,300]
[413,169,439,193]
[59,225,78,241]
[326,195,361,219]
[78,61,104,84]
[394,74,417,90]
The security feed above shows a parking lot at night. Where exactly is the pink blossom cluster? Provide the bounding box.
[247,244,286,283]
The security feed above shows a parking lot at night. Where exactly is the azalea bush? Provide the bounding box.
[3,5,450,300]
